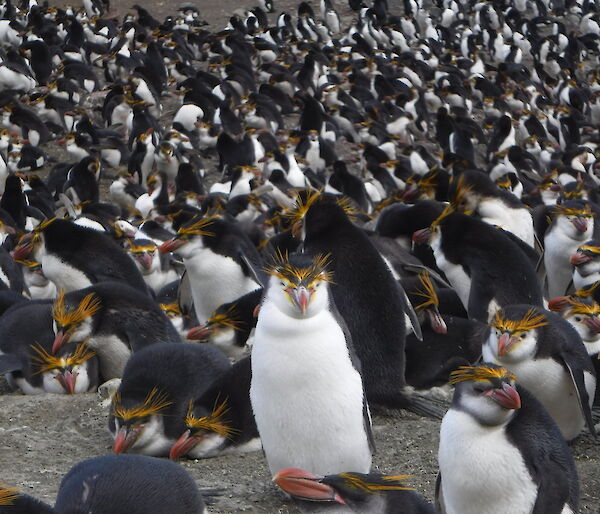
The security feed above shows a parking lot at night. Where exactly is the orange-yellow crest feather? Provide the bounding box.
[449,365,516,385]
[53,290,102,327]
[31,342,96,374]
[185,398,238,439]
[112,388,173,421]
[490,307,548,333]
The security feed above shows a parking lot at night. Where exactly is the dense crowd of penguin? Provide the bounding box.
[1,0,600,511]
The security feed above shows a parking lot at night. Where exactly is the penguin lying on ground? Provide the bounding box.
[0,484,53,513]
[437,364,579,514]
[50,282,181,380]
[273,468,435,513]
[109,342,230,456]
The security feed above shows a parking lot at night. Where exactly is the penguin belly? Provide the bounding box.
[432,243,471,310]
[88,334,132,380]
[478,199,534,247]
[488,356,593,441]
[185,250,259,324]
[438,409,537,514]
[41,253,93,292]
[544,230,582,298]
[251,302,371,476]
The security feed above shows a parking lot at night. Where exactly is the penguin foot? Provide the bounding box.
[403,392,448,420]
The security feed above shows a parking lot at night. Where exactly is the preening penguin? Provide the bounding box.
[483,305,596,441]
[250,252,374,476]
[437,364,579,514]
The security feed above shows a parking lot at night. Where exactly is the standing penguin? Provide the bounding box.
[570,239,600,291]
[50,282,181,380]
[437,364,579,514]
[109,342,230,456]
[11,218,148,293]
[482,305,596,441]
[413,207,543,322]
[251,252,374,476]
[159,215,262,324]
[542,201,594,298]
[300,194,434,414]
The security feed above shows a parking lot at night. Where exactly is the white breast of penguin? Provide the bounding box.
[250,300,372,476]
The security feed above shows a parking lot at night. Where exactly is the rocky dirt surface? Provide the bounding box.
[1,0,600,512]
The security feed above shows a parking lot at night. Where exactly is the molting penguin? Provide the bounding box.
[159,215,262,324]
[12,218,148,293]
[413,207,543,322]
[437,364,579,514]
[251,252,374,476]
[300,194,436,415]
[274,469,436,513]
[50,282,181,380]
[170,355,261,459]
[53,455,207,514]
[109,342,230,456]
[483,305,596,441]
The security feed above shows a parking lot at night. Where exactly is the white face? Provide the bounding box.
[266,274,330,319]
[41,364,91,394]
[173,236,204,260]
[53,317,94,343]
[458,382,517,426]
[565,313,600,343]
[557,214,593,240]
[485,328,538,364]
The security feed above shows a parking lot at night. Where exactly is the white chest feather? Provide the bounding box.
[439,409,537,514]
[432,237,471,309]
[41,252,93,292]
[88,334,131,380]
[489,356,593,441]
[113,416,173,457]
[479,198,534,247]
[250,302,371,476]
[185,249,258,324]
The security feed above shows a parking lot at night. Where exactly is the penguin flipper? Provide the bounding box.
[401,263,451,288]
[177,270,194,317]
[531,461,571,514]
[466,280,493,323]
[434,473,446,513]
[398,281,422,341]
[239,251,268,288]
[563,359,596,436]
[0,353,23,373]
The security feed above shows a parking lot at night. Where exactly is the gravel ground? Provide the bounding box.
[1,0,600,512]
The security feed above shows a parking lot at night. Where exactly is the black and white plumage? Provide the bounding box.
[251,252,374,476]
[437,364,579,514]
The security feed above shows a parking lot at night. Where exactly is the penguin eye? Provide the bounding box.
[519,333,527,339]
[280,281,286,287]
[574,316,582,322]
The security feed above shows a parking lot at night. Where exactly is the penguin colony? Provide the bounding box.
[0,0,600,511]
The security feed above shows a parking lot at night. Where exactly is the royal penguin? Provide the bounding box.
[11,218,148,293]
[169,355,261,459]
[109,342,230,456]
[483,304,596,441]
[251,252,374,476]
[53,455,207,514]
[274,468,435,513]
[0,485,53,513]
[541,201,595,298]
[449,170,535,247]
[0,301,99,395]
[413,207,543,322]
[437,364,579,514]
[570,239,600,291]
[300,194,437,415]
[126,239,179,295]
[159,215,263,324]
[50,282,181,380]
[186,288,261,359]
